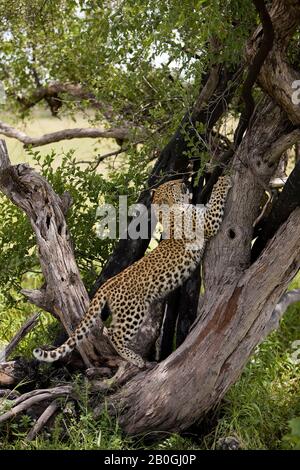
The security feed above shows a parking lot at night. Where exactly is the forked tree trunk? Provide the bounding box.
[109,99,300,434]
[101,0,300,434]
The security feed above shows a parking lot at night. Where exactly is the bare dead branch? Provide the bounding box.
[26,400,60,441]
[20,289,53,315]
[0,140,10,171]
[13,388,61,407]
[252,156,300,260]
[0,120,137,148]
[1,313,40,362]
[265,128,300,164]
[0,386,72,424]
[0,139,115,367]
[77,148,125,167]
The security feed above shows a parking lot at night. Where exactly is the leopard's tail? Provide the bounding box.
[33,290,107,363]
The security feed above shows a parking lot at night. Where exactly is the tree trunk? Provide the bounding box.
[113,208,299,434]
[109,99,300,435]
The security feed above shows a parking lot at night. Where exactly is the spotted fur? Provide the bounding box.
[33,176,232,367]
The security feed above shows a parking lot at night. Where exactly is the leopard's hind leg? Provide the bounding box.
[104,299,149,368]
[104,327,145,368]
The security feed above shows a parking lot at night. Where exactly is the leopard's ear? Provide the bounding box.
[150,188,156,198]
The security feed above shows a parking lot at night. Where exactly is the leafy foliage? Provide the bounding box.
[0,0,255,128]
[282,418,300,450]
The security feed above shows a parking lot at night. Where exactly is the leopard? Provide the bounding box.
[33,175,232,368]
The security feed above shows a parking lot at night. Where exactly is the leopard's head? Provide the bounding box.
[151,179,191,206]
[151,179,191,234]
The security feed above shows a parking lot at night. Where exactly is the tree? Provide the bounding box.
[0,0,299,438]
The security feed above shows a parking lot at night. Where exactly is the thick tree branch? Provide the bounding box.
[234,0,274,147]
[246,0,300,124]
[252,155,300,260]
[264,128,300,164]
[26,400,60,441]
[0,120,137,148]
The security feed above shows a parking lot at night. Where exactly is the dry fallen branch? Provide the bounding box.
[1,312,40,362]
[0,385,72,424]
[26,400,60,441]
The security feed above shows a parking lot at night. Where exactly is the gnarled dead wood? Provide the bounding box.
[0,140,114,367]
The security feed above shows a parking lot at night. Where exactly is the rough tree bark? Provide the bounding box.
[0,120,138,148]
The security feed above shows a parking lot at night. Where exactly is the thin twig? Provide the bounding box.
[77,148,126,170]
